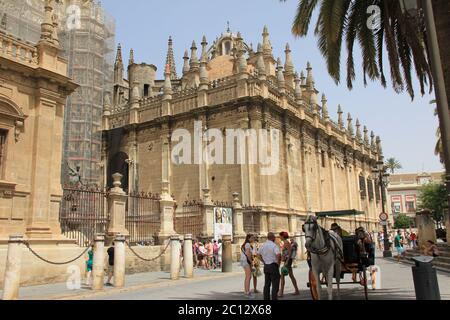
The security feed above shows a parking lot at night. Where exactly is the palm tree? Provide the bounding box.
[430,100,444,164]
[385,157,402,174]
[283,0,433,100]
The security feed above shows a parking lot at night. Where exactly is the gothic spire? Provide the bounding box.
[306,62,314,89]
[165,36,177,80]
[300,71,306,86]
[114,44,124,84]
[337,105,344,129]
[276,57,285,90]
[129,48,134,65]
[256,43,266,79]
[200,35,208,63]
[40,0,55,44]
[189,40,199,69]
[284,43,294,76]
[347,113,354,136]
[182,49,190,75]
[321,94,329,121]
[371,131,376,150]
[356,119,362,140]
[294,72,302,102]
[363,126,369,145]
[262,25,273,57]
[163,64,173,99]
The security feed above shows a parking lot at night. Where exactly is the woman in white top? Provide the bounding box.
[240,234,256,297]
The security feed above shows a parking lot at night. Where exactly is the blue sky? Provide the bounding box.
[102,0,442,174]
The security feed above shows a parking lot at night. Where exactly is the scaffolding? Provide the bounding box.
[0,0,116,186]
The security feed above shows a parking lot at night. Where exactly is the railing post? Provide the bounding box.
[2,234,23,300]
[232,192,245,244]
[170,235,181,280]
[92,233,105,290]
[113,234,126,288]
[107,173,129,240]
[183,234,194,278]
[222,234,233,273]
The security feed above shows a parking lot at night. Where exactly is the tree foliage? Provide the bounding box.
[394,213,413,229]
[283,0,433,100]
[418,182,448,224]
[385,157,402,174]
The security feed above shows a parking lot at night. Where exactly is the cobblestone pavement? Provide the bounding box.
[2,251,449,300]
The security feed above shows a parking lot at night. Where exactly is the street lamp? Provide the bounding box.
[373,159,392,258]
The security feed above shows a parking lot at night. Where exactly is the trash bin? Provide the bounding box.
[411,256,441,300]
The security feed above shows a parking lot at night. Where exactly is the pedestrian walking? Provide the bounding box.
[106,243,114,286]
[84,243,94,286]
[240,234,256,298]
[193,239,199,268]
[394,230,406,262]
[198,242,207,269]
[278,232,300,297]
[217,239,223,268]
[251,236,262,294]
[257,232,281,301]
[410,232,417,249]
[213,240,220,269]
[206,240,214,269]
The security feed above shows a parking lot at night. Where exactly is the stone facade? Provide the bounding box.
[103,27,384,235]
[0,2,77,241]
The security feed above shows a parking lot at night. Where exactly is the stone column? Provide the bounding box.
[113,234,126,288]
[416,210,437,248]
[183,234,194,278]
[170,235,181,280]
[92,233,105,291]
[222,234,233,273]
[107,173,129,239]
[232,192,246,244]
[2,234,23,300]
[201,189,214,241]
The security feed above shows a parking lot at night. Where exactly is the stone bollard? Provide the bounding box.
[222,234,232,273]
[170,235,181,280]
[2,234,23,300]
[183,234,194,278]
[92,233,105,290]
[113,234,126,288]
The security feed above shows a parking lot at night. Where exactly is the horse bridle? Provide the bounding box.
[303,219,331,255]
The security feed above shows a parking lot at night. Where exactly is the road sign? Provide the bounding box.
[380,220,388,226]
[379,212,388,221]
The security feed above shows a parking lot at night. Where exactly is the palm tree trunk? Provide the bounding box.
[429,0,450,240]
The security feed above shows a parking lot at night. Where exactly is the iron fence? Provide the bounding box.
[59,184,109,247]
[175,200,203,239]
[125,191,161,246]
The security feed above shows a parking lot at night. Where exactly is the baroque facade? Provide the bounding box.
[0,1,77,240]
[102,27,384,235]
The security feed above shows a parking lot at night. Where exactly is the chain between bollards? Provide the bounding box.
[125,240,171,262]
[23,241,91,265]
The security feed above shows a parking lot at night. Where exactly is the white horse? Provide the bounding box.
[304,215,343,300]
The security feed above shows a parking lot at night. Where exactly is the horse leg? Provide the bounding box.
[335,261,341,300]
[312,266,321,300]
[326,265,334,300]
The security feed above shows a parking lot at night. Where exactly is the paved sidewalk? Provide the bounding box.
[0,264,243,300]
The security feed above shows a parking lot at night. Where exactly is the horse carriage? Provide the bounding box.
[304,210,375,300]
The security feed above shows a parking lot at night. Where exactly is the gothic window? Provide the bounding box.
[367,178,374,201]
[144,84,150,97]
[359,175,366,199]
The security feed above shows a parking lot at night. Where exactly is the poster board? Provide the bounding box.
[213,207,233,241]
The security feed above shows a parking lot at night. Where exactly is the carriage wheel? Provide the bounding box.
[308,270,319,300]
[362,266,369,300]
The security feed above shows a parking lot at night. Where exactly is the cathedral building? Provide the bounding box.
[102,26,384,235]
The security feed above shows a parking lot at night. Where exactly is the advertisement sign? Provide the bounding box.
[213,207,233,241]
